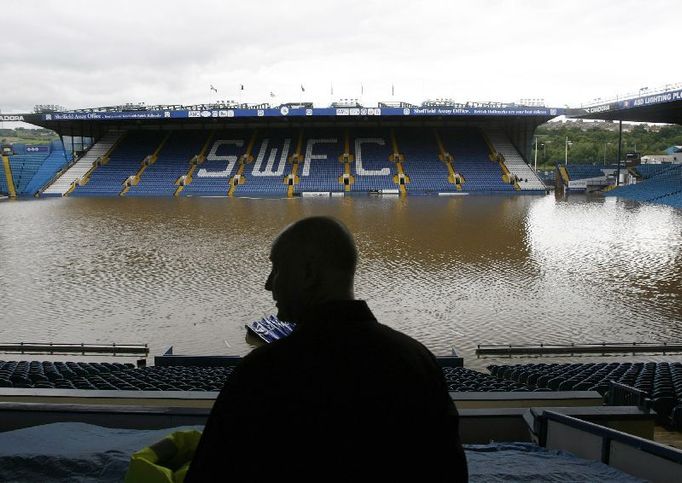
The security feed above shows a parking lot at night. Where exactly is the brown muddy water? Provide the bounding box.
[0,194,681,370]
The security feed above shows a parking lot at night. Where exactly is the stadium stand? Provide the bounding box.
[487,131,546,191]
[346,128,397,193]
[7,145,52,196]
[294,128,345,194]
[0,161,7,195]
[656,190,682,208]
[232,131,292,197]
[71,131,166,197]
[126,131,208,197]
[488,362,682,426]
[565,165,606,180]
[38,127,556,197]
[181,130,249,197]
[441,127,514,192]
[23,140,68,196]
[398,128,458,194]
[42,130,123,196]
[605,164,682,204]
[634,163,679,179]
[0,360,231,392]
[0,358,527,393]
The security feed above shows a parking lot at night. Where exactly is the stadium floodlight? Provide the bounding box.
[422,98,458,107]
[34,104,66,113]
[331,98,362,108]
[378,101,417,108]
[239,103,270,109]
[280,102,314,109]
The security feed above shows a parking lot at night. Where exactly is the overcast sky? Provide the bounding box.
[1,0,681,114]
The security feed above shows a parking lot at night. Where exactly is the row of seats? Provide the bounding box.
[488,362,682,423]
[488,131,546,191]
[634,164,678,179]
[23,141,69,196]
[0,161,7,194]
[71,131,166,196]
[399,129,457,193]
[443,367,534,392]
[565,165,606,180]
[2,142,68,197]
[127,131,208,197]
[39,128,536,197]
[442,127,514,192]
[294,131,345,193]
[235,134,290,196]
[182,130,250,196]
[42,131,123,196]
[0,359,533,393]
[0,360,234,392]
[606,164,682,204]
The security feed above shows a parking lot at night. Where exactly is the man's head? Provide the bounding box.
[265,216,357,323]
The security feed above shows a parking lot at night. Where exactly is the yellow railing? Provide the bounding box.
[498,158,520,190]
[228,130,258,196]
[559,165,570,185]
[175,131,215,196]
[338,129,355,191]
[389,129,408,195]
[120,132,172,196]
[1,155,17,198]
[286,129,304,197]
[434,129,462,189]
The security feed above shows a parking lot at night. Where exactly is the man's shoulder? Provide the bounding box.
[373,321,433,353]
[237,336,298,371]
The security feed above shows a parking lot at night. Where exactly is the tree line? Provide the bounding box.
[533,122,682,168]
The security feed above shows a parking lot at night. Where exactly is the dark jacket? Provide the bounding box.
[187,301,468,481]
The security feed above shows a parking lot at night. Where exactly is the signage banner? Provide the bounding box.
[25,145,49,153]
[624,89,682,109]
[41,106,563,122]
[581,88,682,115]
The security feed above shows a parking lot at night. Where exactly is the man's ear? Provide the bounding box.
[301,258,320,289]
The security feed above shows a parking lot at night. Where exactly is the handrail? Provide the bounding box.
[0,342,148,356]
[476,341,682,356]
[580,82,682,108]
[541,410,682,465]
[606,381,650,410]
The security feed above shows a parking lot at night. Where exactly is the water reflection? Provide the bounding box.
[0,195,680,370]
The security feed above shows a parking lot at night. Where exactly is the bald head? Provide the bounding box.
[266,217,357,323]
[273,216,357,274]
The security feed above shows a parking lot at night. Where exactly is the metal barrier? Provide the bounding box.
[606,381,650,411]
[476,341,682,357]
[0,342,148,357]
[539,410,682,482]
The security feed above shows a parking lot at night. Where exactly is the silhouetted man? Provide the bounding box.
[187,216,468,481]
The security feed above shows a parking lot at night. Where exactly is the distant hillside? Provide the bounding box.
[1,123,680,168]
[0,127,59,145]
[535,121,682,168]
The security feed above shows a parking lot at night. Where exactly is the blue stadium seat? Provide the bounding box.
[294,128,345,194]
[566,165,605,180]
[441,128,514,193]
[348,128,397,192]
[127,131,208,197]
[7,144,53,196]
[71,131,166,197]
[606,165,682,207]
[182,130,250,197]
[398,128,456,194]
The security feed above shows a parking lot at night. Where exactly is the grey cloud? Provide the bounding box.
[1,0,681,113]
